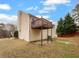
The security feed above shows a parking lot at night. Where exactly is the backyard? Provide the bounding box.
[0,37,79,58]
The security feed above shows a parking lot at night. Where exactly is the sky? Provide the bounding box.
[0,0,78,25]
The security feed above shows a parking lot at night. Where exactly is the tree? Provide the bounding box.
[63,13,77,34]
[56,18,64,35]
[56,13,77,36]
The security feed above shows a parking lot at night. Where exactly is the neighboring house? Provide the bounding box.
[4,24,16,32]
[4,24,17,37]
[0,23,16,38]
[0,23,7,38]
[0,23,5,30]
[18,11,57,42]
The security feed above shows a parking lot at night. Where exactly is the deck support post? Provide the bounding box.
[47,23,49,43]
[51,28,52,41]
[41,17,43,46]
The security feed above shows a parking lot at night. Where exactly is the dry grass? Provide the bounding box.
[0,37,79,58]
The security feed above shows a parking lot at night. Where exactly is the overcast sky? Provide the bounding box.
[0,0,78,24]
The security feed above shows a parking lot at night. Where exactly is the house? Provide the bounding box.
[18,11,57,42]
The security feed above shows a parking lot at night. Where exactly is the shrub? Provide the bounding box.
[47,36,52,41]
[14,31,18,38]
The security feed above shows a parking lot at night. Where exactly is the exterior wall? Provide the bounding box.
[18,11,30,42]
[29,28,57,41]
[52,26,57,38]
[43,28,57,39]
[30,29,41,41]
[29,16,41,41]
[42,30,47,39]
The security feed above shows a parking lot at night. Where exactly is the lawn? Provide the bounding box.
[0,37,79,58]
